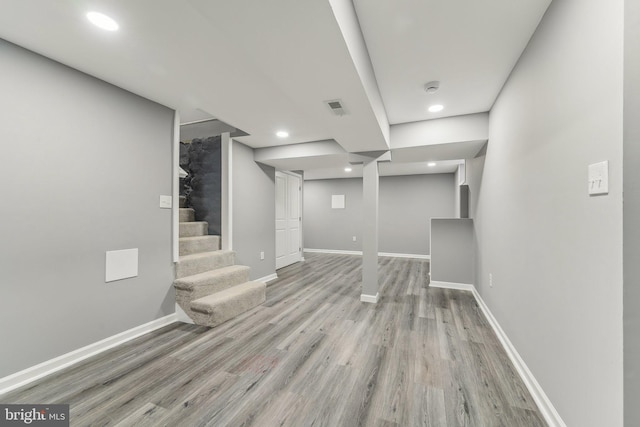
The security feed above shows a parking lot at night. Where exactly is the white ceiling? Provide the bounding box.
[353,0,552,124]
[304,160,462,181]
[0,0,551,175]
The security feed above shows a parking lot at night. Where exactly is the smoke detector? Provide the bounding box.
[325,99,347,116]
[424,81,440,94]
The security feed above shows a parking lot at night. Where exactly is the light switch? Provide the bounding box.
[159,195,172,208]
[588,161,609,196]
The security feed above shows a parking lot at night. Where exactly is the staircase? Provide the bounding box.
[174,196,266,327]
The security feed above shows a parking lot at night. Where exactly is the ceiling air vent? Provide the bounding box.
[325,99,347,116]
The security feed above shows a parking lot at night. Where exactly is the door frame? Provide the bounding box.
[275,170,303,269]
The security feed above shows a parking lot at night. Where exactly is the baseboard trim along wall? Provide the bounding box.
[470,286,567,427]
[256,273,278,283]
[429,281,475,291]
[304,248,430,260]
[360,293,379,303]
[0,313,178,396]
[430,281,566,427]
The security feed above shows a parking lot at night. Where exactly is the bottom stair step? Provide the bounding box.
[190,281,266,328]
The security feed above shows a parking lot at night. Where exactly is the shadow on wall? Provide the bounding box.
[180,136,222,235]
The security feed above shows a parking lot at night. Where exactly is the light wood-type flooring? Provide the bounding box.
[2,253,546,426]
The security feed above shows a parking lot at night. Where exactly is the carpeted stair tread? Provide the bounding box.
[190,281,266,327]
[179,196,187,208]
[179,208,195,222]
[179,221,208,237]
[174,265,250,291]
[175,250,235,279]
[179,235,220,256]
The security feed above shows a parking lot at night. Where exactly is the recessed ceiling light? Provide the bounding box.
[428,104,444,113]
[87,12,119,31]
[344,167,353,172]
[427,162,436,167]
[276,130,289,138]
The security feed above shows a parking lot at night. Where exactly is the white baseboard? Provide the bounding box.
[429,280,474,291]
[256,273,278,283]
[304,248,362,256]
[470,287,567,427]
[431,283,566,427]
[378,252,430,260]
[0,313,178,396]
[360,292,379,303]
[304,248,430,260]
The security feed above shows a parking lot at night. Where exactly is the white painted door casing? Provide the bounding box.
[276,171,302,269]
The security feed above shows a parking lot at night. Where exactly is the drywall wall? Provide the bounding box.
[304,178,363,252]
[379,174,454,254]
[470,0,624,425]
[624,0,640,424]
[430,219,474,284]
[0,39,175,378]
[232,141,276,280]
[303,174,454,255]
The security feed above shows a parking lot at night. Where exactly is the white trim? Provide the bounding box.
[180,118,217,126]
[275,171,304,269]
[429,280,474,291]
[221,133,233,251]
[379,252,430,260]
[304,248,430,260]
[304,248,362,256]
[427,282,566,427]
[470,287,567,427]
[172,111,180,263]
[0,314,178,396]
[360,292,379,303]
[256,273,278,283]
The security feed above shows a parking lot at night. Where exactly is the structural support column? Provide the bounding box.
[361,159,379,303]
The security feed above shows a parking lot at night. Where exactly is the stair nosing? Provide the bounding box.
[174,265,250,284]
[179,235,220,241]
[190,281,265,313]
[178,250,233,261]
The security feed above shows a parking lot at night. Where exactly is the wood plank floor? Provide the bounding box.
[1,253,546,426]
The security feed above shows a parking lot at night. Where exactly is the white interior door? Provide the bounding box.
[275,171,302,269]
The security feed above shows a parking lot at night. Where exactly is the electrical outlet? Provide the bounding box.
[352,236,357,242]
[260,251,265,260]
[489,273,493,288]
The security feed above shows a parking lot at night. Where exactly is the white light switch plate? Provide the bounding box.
[159,195,172,208]
[588,161,609,196]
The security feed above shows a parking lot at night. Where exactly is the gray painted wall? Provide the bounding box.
[304,178,363,252]
[430,219,474,284]
[303,174,454,255]
[0,39,175,378]
[379,174,454,254]
[624,0,640,424]
[232,141,276,280]
[468,0,624,425]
